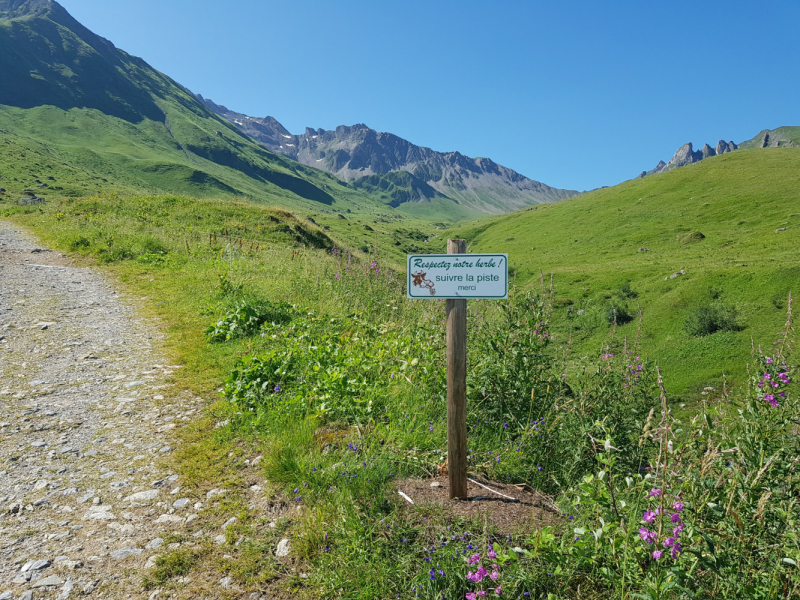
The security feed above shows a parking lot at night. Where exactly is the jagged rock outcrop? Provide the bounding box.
[641,140,737,177]
[197,95,580,214]
[639,126,800,180]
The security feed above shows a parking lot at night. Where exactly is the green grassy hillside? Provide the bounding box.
[450,148,800,398]
[0,0,406,218]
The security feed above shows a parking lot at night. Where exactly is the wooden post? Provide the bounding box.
[446,239,468,499]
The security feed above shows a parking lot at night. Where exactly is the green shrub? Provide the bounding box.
[605,302,634,325]
[206,298,295,342]
[68,235,90,250]
[684,303,740,336]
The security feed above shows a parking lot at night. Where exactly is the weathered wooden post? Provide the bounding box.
[446,239,468,498]
[407,241,508,500]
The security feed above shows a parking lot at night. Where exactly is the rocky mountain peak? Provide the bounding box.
[642,139,737,178]
[199,95,579,214]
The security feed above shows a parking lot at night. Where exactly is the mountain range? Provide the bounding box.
[0,0,576,223]
[196,95,579,214]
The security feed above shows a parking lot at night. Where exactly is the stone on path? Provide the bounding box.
[33,574,65,588]
[126,490,159,502]
[110,546,143,560]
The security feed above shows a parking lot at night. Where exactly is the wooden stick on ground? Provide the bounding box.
[467,478,518,502]
[398,491,415,505]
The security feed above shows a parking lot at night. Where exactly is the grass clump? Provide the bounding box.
[142,549,200,590]
[206,298,295,342]
[684,303,740,336]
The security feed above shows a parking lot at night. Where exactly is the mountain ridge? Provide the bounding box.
[196,94,580,215]
[639,126,800,178]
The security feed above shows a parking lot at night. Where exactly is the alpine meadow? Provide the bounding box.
[0,1,798,600]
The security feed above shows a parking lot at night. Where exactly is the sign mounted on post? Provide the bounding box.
[406,253,508,299]
[407,243,509,501]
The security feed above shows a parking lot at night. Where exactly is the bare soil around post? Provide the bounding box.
[396,476,560,532]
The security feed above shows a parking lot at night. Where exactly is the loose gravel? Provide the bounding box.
[0,221,200,599]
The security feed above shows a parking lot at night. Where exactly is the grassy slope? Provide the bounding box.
[739,126,800,149]
[450,148,800,397]
[0,4,409,218]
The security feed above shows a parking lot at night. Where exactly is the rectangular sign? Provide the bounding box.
[407,253,508,299]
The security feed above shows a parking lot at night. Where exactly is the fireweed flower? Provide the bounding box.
[670,513,681,524]
[672,500,684,512]
[642,510,657,523]
[652,550,663,560]
[639,528,657,544]
[648,488,662,498]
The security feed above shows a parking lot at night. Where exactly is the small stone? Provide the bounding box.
[169,487,181,495]
[221,517,236,530]
[0,591,12,600]
[275,538,291,557]
[55,578,74,600]
[19,592,32,600]
[193,502,203,510]
[63,560,83,570]
[206,489,226,499]
[33,575,64,588]
[145,556,157,569]
[172,498,189,509]
[430,481,443,488]
[159,446,171,453]
[110,546,142,560]
[220,576,232,589]
[185,514,197,523]
[125,490,159,502]
[154,514,183,524]
[82,580,98,595]
[213,535,226,545]
[145,538,164,550]
[31,559,51,571]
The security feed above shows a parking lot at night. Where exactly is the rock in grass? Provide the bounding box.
[275,538,291,557]
[33,574,64,587]
[126,490,159,502]
[110,546,142,560]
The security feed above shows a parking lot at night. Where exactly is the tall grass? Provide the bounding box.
[3,194,797,599]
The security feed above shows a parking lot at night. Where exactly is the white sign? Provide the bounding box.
[407,253,508,299]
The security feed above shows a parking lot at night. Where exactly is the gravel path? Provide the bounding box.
[0,221,200,599]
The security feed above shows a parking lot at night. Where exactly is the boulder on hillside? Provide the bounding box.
[677,231,705,244]
[665,269,686,280]
[17,196,45,205]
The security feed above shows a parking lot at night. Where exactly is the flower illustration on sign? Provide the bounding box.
[411,271,436,295]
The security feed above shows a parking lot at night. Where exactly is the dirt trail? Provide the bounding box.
[0,221,200,599]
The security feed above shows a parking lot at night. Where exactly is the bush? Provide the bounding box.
[68,235,91,250]
[206,298,295,342]
[618,280,638,299]
[605,302,634,325]
[684,303,740,336]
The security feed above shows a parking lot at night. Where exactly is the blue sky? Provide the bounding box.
[61,0,799,191]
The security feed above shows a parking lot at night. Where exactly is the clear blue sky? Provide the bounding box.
[61,0,799,191]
